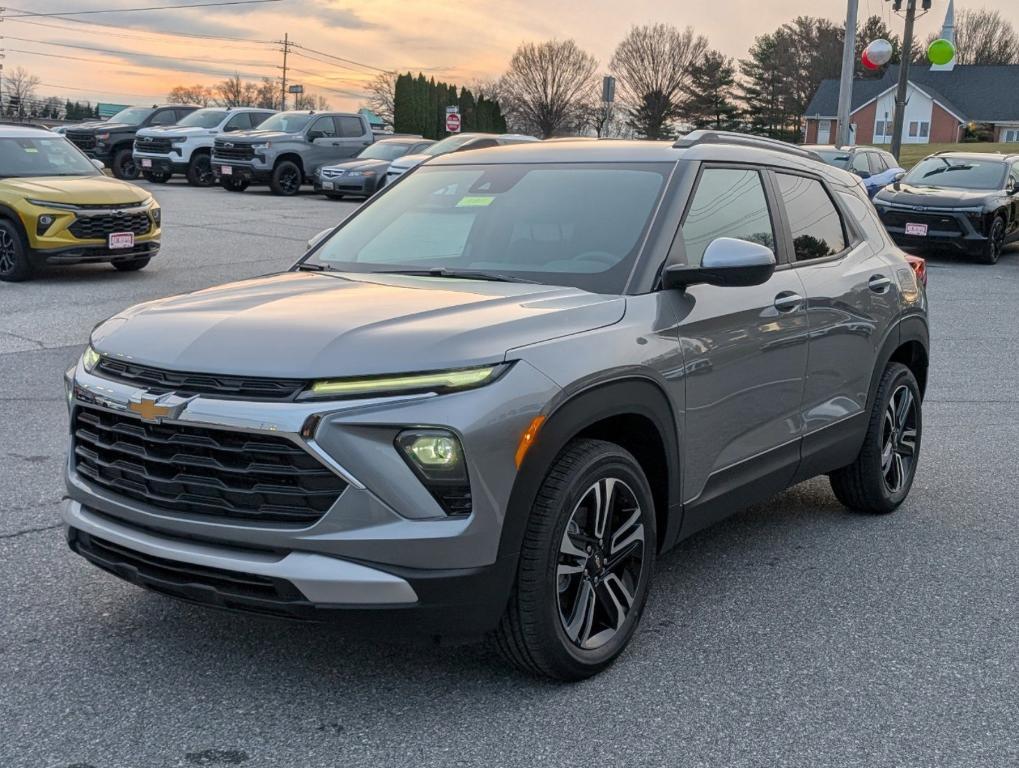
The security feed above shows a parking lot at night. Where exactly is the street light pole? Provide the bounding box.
[835,0,859,147]
[890,0,918,161]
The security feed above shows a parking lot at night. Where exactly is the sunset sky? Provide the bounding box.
[10,1,1019,111]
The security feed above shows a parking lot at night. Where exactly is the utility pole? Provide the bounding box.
[280,33,289,111]
[890,0,931,159]
[835,0,859,147]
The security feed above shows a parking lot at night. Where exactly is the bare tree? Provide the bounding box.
[366,71,396,127]
[610,24,708,139]
[167,84,213,106]
[293,92,330,111]
[919,8,1019,65]
[254,78,280,109]
[498,39,598,138]
[4,66,40,117]
[215,74,248,107]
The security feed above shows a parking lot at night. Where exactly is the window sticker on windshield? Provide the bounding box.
[456,195,495,207]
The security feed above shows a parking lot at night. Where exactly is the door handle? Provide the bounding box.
[773,292,803,312]
[869,274,893,293]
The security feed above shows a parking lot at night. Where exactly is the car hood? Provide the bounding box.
[875,183,994,208]
[91,271,625,379]
[2,175,150,204]
[69,121,135,133]
[218,130,295,142]
[137,125,214,138]
[321,159,390,173]
[388,153,431,171]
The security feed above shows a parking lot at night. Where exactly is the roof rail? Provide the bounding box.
[674,130,823,161]
[0,120,51,131]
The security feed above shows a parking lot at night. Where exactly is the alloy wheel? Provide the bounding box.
[280,167,300,194]
[990,219,1005,261]
[880,384,918,494]
[195,156,214,185]
[0,228,16,274]
[557,477,646,651]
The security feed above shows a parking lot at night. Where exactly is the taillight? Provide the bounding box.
[905,255,927,287]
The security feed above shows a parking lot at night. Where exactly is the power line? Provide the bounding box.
[6,17,276,48]
[3,0,284,18]
[288,43,391,74]
[6,47,272,82]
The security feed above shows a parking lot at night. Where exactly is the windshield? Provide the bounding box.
[814,149,851,169]
[177,109,228,128]
[421,134,484,156]
[107,107,155,125]
[904,156,1007,190]
[307,162,670,294]
[359,142,418,161]
[0,136,99,178]
[256,112,312,133]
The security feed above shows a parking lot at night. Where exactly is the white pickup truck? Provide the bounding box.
[132,107,276,186]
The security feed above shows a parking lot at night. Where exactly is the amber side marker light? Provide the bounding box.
[515,415,546,468]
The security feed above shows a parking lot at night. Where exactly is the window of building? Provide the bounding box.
[919,122,930,139]
[908,121,919,138]
[1004,129,1019,143]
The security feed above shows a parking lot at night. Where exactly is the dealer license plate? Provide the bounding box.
[905,222,928,237]
[322,181,334,190]
[108,232,135,250]
[140,158,152,168]
[221,165,233,175]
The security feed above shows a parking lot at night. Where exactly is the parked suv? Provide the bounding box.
[806,144,905,198]
[133,107,276,186]
[64,132,928,680]
[65,105,200,180]
[873,151,1019,264]
[384,132,539,184]
[211,110,374,195]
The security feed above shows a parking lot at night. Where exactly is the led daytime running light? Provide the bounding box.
[309,365,501,398]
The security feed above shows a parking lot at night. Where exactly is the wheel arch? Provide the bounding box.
[274,153,305,173]
[498,377,682,563]
[0,203,30,241]
[869,314,929,412]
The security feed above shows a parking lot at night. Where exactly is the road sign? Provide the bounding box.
[446,112,461,133]
[602,76,616,103]
[288,84,304,94]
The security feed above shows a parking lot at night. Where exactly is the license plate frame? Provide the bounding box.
[140,158,152,168]
[221,165,233,175]
[905,222,928,237]
[108,232,135,250]
[322,181,334,190]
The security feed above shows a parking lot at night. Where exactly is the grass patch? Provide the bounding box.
[875,142,1018,169]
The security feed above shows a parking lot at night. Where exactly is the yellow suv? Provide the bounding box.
[0,124,161,282]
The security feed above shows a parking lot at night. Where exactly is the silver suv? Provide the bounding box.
[211,110,374,195]
[63,132,929,680]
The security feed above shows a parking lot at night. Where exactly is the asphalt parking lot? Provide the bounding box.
[2,180,1018,768]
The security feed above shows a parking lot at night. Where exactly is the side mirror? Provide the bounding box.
[1007,177,1017,195]
[91,158,105,171]
[306,227,332,251]
[856,169,871,179]
[663,237,776,290]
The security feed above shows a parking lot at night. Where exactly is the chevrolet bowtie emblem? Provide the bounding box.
[128,394,176,423]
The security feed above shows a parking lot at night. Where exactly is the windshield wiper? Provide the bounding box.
[373,268,536,284]
[295,261,334,272]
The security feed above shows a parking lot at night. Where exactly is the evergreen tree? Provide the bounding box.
[683,50,741,130]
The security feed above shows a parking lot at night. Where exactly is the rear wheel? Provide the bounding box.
[0,219,32,282]
[495,439,655,681]
[141,170,170,183]
[270,160,302,196]
[112,148,139,180]
[186,154,215,187]
[976,216,1006,265]
[830,362,922,513]
[111,257,150,272]
[220,176,249,192]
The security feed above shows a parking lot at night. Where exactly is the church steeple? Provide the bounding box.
[931,0,957,71]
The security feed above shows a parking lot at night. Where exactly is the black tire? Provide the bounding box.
[0,219,32,282]
[186,154,215,187]
[495,439,656,681]
[111,257,150,272]
[830,362,922,514]
[220,176,249,192]
[270,160,302,196]
[141,170,171,183]
[111,148,139,180]
[976,216,1006,265]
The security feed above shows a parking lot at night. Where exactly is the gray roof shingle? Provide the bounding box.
[804,65,1019,122]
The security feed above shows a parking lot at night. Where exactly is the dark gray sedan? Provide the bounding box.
[314,137,434,199]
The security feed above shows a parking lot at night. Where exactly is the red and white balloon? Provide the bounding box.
[861,38,893,70]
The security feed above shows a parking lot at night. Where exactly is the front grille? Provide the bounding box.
[135,136,173,153]
[69,211,152,240]
[72,406,347,526]
[69,529,319,619]
[882,210,964,235]
[213,141,255,161]
[321,168,346,179]
[67,132,97,151]
[95,358,306,401]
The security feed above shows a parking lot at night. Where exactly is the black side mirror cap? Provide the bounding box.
[663,237,776,290]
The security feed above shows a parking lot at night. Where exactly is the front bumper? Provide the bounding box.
[212,159,271,184]
[63,358,558,634]
[133,151,189,175]
[314,174,376,195]
[21,200,161,263]
[878,206,990,255]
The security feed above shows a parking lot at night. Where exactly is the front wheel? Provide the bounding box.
[495,439,656,681]
[0,219,32,282]
[219,176,249,192]
[976,216,1006,265]
[186,154,215,187]
[112,149,139,180]
[830,362,922,513]
[270,160,302,196]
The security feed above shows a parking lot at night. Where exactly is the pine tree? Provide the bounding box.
[683,50,741,130]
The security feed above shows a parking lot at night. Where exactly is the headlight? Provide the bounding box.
[96,132,110,142]
[81,344,101,373]
[151,206,161,224]
[303,364,507,400]
[251,142,269,151]
[26,198,79,211]
[170,136,187,144]
[396,429,471,516]
[348,170,376,177]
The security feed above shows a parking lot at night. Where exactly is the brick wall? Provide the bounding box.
[930,103,963,143]
[852,102,878,145]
